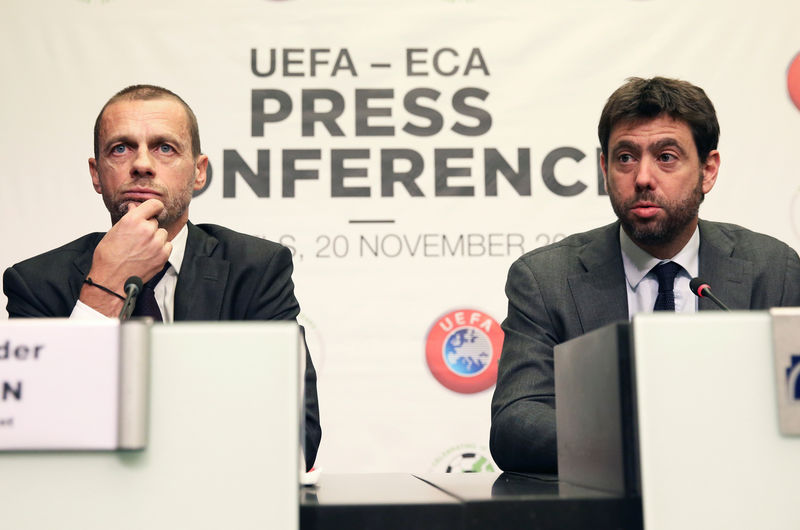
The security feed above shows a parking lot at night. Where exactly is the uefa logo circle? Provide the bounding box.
[425,309,503,393]
[788,51,800,113]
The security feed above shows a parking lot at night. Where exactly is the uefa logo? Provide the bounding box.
[787,354,800,401]
[788,51,800,113]
[425,309,503,393]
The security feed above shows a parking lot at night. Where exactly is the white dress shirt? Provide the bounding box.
[70,224,188,323]
[619,224,700,319]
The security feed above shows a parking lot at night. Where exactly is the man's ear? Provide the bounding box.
[193,154,209,191]
[89,158,103,194]
[600,152,609,193]
[701,150,720,194]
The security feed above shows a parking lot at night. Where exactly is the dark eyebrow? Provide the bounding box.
[611,140,641,157]
[649,138,687,156]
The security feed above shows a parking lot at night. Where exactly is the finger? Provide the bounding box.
[127,198,165,221]
[155,227,169,244]
[144,216,160,232]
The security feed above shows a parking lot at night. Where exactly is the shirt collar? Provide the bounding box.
[167,223,189,274]
[620,224,700,289]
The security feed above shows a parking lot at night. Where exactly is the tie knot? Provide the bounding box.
[145,262,171,289]
[652,261,682,293]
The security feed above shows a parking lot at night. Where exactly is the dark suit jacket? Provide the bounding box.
[490,220,800,473]
[3,222,321,470]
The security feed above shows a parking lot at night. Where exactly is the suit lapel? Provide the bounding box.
[174,223,230,320]
[697,220,752,310]
[568,223,629,333]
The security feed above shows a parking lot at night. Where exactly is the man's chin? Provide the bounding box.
[124,199,144,211]
[623,218,670,245]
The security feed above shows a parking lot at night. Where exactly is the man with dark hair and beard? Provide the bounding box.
[489,77,800,473]
[3,84,321,471]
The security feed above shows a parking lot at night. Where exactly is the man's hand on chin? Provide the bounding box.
[79,199,172,317]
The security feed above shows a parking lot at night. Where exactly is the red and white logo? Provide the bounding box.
[788,51,800,112]
[425,309,503,394]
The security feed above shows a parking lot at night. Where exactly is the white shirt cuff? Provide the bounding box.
[70,299,113,320]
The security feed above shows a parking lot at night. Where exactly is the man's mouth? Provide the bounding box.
[630,201,661,219]
[122,188,162,201]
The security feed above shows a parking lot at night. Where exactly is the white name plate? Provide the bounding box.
[0,319,146,450]
[770,308,800,436]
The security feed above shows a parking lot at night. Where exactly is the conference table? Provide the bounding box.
[300,472,642,530]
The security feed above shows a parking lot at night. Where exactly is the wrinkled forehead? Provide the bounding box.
[608,114,695,146]
[99,97,191,142]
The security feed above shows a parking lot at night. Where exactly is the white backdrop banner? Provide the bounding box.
[2,0,800,472]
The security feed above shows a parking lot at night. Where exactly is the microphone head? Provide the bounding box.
[689,277,710,297]
[124,276,143,295]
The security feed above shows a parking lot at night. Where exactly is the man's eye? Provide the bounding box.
[618,154,634,163]
[659,153,676,162]
[159,144,174,153]
[111,144,127,154]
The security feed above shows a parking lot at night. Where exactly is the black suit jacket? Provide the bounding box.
[490,220,800,473]
[3,222,321,470]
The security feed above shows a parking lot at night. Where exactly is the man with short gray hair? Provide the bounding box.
[4,84,322,470]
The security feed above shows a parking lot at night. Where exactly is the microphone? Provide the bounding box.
[689,277,730,311]
[118,276,143,321]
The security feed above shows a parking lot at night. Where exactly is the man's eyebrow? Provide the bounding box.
[149,134,183,146]
[102,134,133,151]
[649,138,687,156]
[102,134,185,151]
[611,140,641,155]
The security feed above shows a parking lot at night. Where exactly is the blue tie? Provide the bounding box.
[652,261,682,312]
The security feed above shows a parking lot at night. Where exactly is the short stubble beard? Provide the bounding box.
[610,173,704,247]
[102,175,194,229]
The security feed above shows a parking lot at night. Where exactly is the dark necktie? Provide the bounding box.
[132,263,171,321]
[652,261,682,312]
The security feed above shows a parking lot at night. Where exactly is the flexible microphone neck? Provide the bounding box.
[119,276,144,320]
[689,277,730,311]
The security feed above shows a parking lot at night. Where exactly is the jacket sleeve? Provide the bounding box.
[241,245,322,472]
[3,265,79,318]
[779,246,800,307]
[490,257,559,473]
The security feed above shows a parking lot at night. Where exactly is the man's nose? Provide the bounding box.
[131,148,155,178]
[634,158,657,190]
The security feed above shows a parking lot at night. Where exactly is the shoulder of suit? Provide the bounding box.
[191,223,287,256]
[9,232,104,270]
[699,219,794,254]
